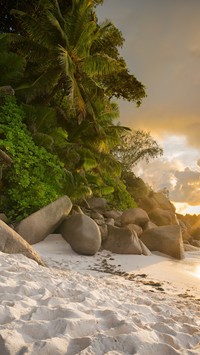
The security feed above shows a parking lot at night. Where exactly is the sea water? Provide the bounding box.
[184,250,200,279]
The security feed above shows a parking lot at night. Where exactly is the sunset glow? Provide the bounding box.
[195,265,200,279]
[174,202,200,216]
[189,265,200,279]
[98,1,200,216]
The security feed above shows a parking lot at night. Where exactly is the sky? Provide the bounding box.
[97,0,200,215]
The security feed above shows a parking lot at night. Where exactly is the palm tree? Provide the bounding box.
[4,0,144,208]
[60,95,131,200]
[9,0,121,122]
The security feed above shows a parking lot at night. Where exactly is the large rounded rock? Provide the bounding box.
[59,214,101,255]
[90,211,104,221]
[148,208,178,226]
[103,210,122,221]
[0,213,8,223]
[189,220,200,240]
[98,224,108,241]
[191,240,200,247]
[125,224,143,237]
[138,239,151,256]
[184,244,200,251]
[102,225,145,255]
[16,196,72,245]
[178,220,192,242]
[151,192,176,212]
[138,196,159,213]
[85,197,107,212]
[140,225,184,259]
[0,220,45,265]
[121,208,149,227]
[143,220,157,232]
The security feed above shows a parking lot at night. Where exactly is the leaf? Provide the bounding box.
[100,186,114,195]
[82,54,122,77]
[83,157,98,171]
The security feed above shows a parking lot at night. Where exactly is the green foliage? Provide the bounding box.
[113,129,163,172]
[9,0,123,121]
[0,0,151,215]
[103,175,137,211]
[88,167,137,210]
[92,22,146,106]
[0,34,26,87]
[63,171,93,201]
[103,68,146,106]
[122,171,150,202]
[0,97,66,221]
[21,103,68,152]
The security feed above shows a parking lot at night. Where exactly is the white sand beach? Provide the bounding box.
[0,234,200,355]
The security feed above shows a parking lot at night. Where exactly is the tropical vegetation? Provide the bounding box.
[0,0,162,222]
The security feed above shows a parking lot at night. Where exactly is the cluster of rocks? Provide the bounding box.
[138,192,200,249]
[78,194,184,259]
[0,192,200,265]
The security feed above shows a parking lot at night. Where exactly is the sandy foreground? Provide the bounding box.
[0,234,200,355]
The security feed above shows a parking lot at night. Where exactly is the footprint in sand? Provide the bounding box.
[20,316,97,340]
[137,342,180,355]
[150,322,177,336]
[158,333,180,350]
[94,309,123,330]
[179,323,200,335]
[0,308,15,325]
[65,337,91,355]
[30,306,84,321]
[90,333,137,354]
[23,336,89,355]
[105,321,137,336]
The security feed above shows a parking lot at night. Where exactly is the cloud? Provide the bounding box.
[98,0,200,149]
[133,158,183,192]
[174,202,200,215]
[135,158,200,206]
[170,168,200,205]
[120,101,200,149]
[98,0,200,208]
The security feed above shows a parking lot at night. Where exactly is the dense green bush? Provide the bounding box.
[0,96,66,221]
[122,171,150,202]
[101,174,137,211]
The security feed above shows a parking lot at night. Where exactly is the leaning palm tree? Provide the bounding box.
[9,0,121,122]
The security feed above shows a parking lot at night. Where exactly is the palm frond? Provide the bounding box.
[0,51,26,87]
[15,68,61,102]
[10,9,56,48]
[46,10,68,47]
[75,21,96,57]
[67,0,94,47]
[58,45,76,76]
[82,54,122,77]
[22,104,57,132]
[72,80,87,121]
[0,33,9,51]
[47,0,66,29]
[8,34,50,61]
[92,21,124,55]
[32,132,54,150]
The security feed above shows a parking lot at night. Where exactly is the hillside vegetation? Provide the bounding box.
[0,0,162,221]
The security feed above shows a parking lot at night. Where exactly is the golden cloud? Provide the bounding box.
[134,160,200,206]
